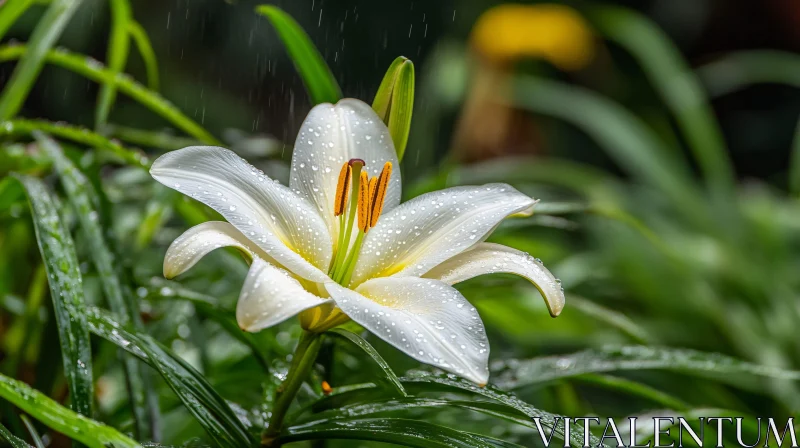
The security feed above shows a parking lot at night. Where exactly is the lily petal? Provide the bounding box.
[150,146,331,283]
[290,99,401,237]
[325,277,490,385]
[351,183,536,286]
[237,257,331,332]
[423,243,565,317]
[163,221,264,279]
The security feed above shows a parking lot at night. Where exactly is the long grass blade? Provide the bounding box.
[0,420,33,448]
[85,307,253,447]
[95,0,132,129]
[0,373,140,448]
[0,45,220,145]
[127,21,160,91]
[38,135,157,439]
[400,373,596,447]
[492,346,800,390]
[0,119,149,167]
[281,417,523,448]
[0,0,36,42]
[13,174,93,416]
[255,5,341,105]
[0,0,85,119]
[590,6,734,196]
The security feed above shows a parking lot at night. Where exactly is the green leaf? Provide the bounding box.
[95,0,132,129]
[492,346,800,390]
[255,5,341,105]
[0,45,220,145]
[400,373,595,447]
[304,391,578,445]
[0,119,150,168]
[13,174,93,417]
[0,373,140,448]
[590,6,734,197]
[281,417,523,448]
[574,374,689,410]
[38,135,157,439]
[327,328,407,397]
[85,307,253,447]
[372,56,415,161]
[0,0,85,119]
[0,421,32,448]
[0,0,36,42]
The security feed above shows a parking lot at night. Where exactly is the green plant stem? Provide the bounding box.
[263,331,322,446]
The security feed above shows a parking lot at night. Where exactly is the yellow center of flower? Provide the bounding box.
[328,159,392,285]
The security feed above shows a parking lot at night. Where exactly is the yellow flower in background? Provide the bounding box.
[470,3,595,71]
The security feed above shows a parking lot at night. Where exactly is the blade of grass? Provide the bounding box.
[127,21,160,91]
[0,420,33,448]
[95,0,132,129]
[38,135,157,439]
[697,50,800,97]
[85,307,253,447]
[255,5,341,105]
[514,76,707,225]
[567,295,652,344]
[0,373,140,448]
[0,0,85,119]
[400,373,597,447]
[492,346,800,390]
[19,415,44,448]
[0,119,149,167]
[13,174,93,416]
[281,417,523,448]
[590,6,734,197]
[0,0,36,42]
[0,45,221,144]
[327,329,407,397]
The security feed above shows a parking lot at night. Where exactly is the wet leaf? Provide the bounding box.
[492,346,800,390]
[0,373,139,448]
[39,135,157,439]
[85,307,253,447]
[0,421,32,448]
[13,174,93,417]
[281,417,524,447]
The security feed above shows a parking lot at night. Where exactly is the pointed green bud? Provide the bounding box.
[372,56,415,162]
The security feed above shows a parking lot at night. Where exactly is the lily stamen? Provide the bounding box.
[357,170,371,233]
[369,162,392,228]
[333,162,351,217]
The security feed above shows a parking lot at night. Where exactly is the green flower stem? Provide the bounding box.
[262,331,322,446]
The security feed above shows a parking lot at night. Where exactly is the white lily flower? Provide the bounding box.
[150,98,565,385]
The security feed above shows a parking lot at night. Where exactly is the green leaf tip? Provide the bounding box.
[256,4,342,105]
[372,56,415,162]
